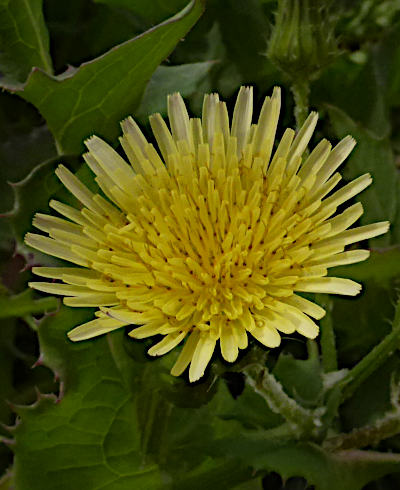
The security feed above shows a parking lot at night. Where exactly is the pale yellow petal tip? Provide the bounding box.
[120,115,134,129]
[67,329,93,342]
[308,111,319,124]
[238,85,253,93]
[272,86,281,98]
[348,281,362,296]
[380,221,391,235]
[343,134,357,149]
[167,92,183,101]
[67,330,80,342]
[24,232,33,246]
[55,163,67,174]
[84,134,100,145]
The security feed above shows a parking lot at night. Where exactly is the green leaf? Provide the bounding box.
[314,54,390,140]
[273,353,323,406]
[5,0,205,154]
[0,0,52,85]
[336,299,400,404]
[0,91,56,244]
[340,356,400,430]
[334,248,400,287]
[212,0,277,87]
[327,105,398,245]
[11,307,163,490]
[9,304,254,489]
[5,155,81,245]
[333,282,396,367]
[216,383,283,430]
[231,478,264,490]
[0,289,57,319]
[135,61,215,123]
[213,433,400,490]
[94,0,188,26]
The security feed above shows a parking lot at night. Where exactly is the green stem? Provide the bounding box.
[245,364,322,440]
[317,294,338,372]
[324,410,400,451]
[338,300,400,403]
[307,339,319,361]
[291,79,310,130]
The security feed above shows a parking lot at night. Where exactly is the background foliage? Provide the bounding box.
[1,0,400,488]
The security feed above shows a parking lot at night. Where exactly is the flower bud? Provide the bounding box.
[268,0,339,81]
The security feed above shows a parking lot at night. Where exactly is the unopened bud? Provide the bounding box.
[268,0,339,81]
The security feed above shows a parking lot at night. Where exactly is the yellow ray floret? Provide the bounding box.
[25,86,389,382]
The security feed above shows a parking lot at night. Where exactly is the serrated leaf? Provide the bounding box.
[0,0,52,85]
[327,105,398,246]
[213,433,400,490]
[4,0,204,154]
[5,155,81,245]
[10,304,255,489]
[11,306,163,490]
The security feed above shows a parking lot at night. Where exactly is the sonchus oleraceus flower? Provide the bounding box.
[25,87,389,382]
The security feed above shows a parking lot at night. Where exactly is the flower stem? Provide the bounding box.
[291,79,310,130]
[245,364,322,440]
[323,410,400,451]
[338,299,400,403]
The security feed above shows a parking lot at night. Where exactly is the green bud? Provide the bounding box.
[268,0,340,81]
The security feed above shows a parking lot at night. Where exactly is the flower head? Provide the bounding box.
[26,87,389,382]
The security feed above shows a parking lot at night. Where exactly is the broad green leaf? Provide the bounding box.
[213,432,400,490]
[6,0,205,154]
[327,105,398,245]
[10,306,163,490]
[135,61,215,123]
[9,304,253,489]
[0,0,52,85]
[0,289,57,319]
[94,0,188,26]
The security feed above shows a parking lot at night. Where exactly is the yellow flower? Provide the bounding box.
[25,87,389,382]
